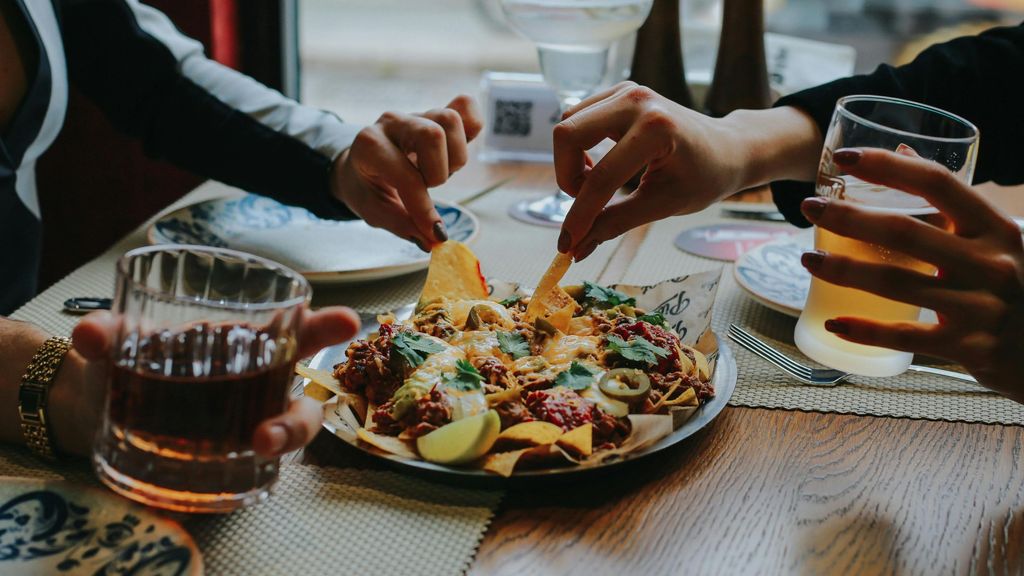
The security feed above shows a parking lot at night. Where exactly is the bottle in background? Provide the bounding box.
[704,0,770,117]
[628,0,693,108]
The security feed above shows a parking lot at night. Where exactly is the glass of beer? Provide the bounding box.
[794,95,978,377]
[94,245,310,513]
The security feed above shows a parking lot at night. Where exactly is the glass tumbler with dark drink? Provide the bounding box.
[94,245,311,513]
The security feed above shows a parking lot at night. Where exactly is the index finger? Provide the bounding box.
[561,121,672,251]
[552,90,649,196]
[835,148,1004,236]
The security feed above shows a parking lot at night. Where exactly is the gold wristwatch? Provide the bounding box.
[18,336,72,459]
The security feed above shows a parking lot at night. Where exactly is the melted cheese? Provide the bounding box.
[448,389,488,420]
[401,336,486,421]
[404,342,464,390]
[448,300,514,330]
[450,331,502,359]
[579,372,629,418]
[542,335,601,365]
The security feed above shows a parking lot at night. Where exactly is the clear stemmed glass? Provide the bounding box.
[500,0,653,226]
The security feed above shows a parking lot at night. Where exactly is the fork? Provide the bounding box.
[727,324,980,387]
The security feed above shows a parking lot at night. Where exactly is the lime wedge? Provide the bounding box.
[416,410,501,465]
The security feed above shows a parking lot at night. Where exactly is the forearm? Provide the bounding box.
[0,319,46,448]
[0,318,91,456]
[722,106,823,192]
[60,0,360,220]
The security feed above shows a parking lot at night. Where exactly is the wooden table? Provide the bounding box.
[297,159,1024,575]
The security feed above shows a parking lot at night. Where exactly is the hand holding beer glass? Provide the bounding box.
[93,246,315,513]
[794,96,979,377]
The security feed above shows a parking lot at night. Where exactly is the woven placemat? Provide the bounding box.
[621,208,1024,426]
[0,448,500,576]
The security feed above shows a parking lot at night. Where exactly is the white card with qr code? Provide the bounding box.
[479,71,560,163]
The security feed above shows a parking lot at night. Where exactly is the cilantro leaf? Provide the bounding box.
[498,296,521,308]
[391,332,446,368]
[443,359,485,391]
[583,281,636,308]
[554,361,597,391]
[497,331,531,359]
[636,312,667,327]
[605,334,670,366]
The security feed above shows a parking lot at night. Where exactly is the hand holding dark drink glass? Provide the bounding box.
[80,246,360,513]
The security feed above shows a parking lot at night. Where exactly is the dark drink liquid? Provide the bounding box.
[95,323,295,513]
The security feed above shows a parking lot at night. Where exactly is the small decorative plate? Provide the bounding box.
[148,194,479,284]
[733,232,813,317]
[0,477,202,575]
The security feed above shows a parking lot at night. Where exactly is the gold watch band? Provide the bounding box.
[19,336,72,459]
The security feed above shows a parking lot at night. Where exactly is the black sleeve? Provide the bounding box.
[770,22,1024,227]
[57,0,359,220]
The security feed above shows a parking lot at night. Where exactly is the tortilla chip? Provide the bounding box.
[356,428,418,459]
[296,364,343,401]
[516,443,571,469]
[494,421,564,450]
[526,252,573,320]
[418,241,489,310]
[669,405,699,429]
[692,348,712,381]
[543,301,576,334]
[481,448,531,477]
[556,423,593,458]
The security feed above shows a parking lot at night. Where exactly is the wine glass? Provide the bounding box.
[500,0,654,226]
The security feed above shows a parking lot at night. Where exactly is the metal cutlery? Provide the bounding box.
[727,323,981,387]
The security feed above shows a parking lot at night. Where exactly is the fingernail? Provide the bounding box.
[408,236,429,252]
[433,221,448,243]
[833,148,862,166]
[575,240,599,262]
[558,229,571,254]
[267,425,288,454]
[824,319,849,335]
[801,250,826,271]
[801,197,828,220]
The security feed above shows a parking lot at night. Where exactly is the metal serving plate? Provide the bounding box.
[303,307,737,486]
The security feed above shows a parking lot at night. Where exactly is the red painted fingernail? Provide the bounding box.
[824,319,849,335]
[801,197,828,220]
[558,229,571,254]
[833,148,862,166]
[801,250,826,271]
[575,240,599,262]
[433,221,448,243]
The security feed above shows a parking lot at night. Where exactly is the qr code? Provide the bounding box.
[493,99,532,136]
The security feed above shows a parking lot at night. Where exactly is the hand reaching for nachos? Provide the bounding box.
[331,95,484,251]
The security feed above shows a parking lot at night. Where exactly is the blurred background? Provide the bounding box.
[35,0,1024,291]
[300,0,1024,124]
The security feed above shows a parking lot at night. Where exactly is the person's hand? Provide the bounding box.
[51,307,361,457]
[553,82,746,259]
[332,95,484,250]
[799,147,1024,401]
[552,82,823,260]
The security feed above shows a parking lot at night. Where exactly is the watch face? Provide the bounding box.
[18,388,41,416]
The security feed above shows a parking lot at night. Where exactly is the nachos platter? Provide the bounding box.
[300,242,735,480]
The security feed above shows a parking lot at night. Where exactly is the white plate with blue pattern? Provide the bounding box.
[733,231,813,317]
[0,478,201,575]
[148,194,479,284]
